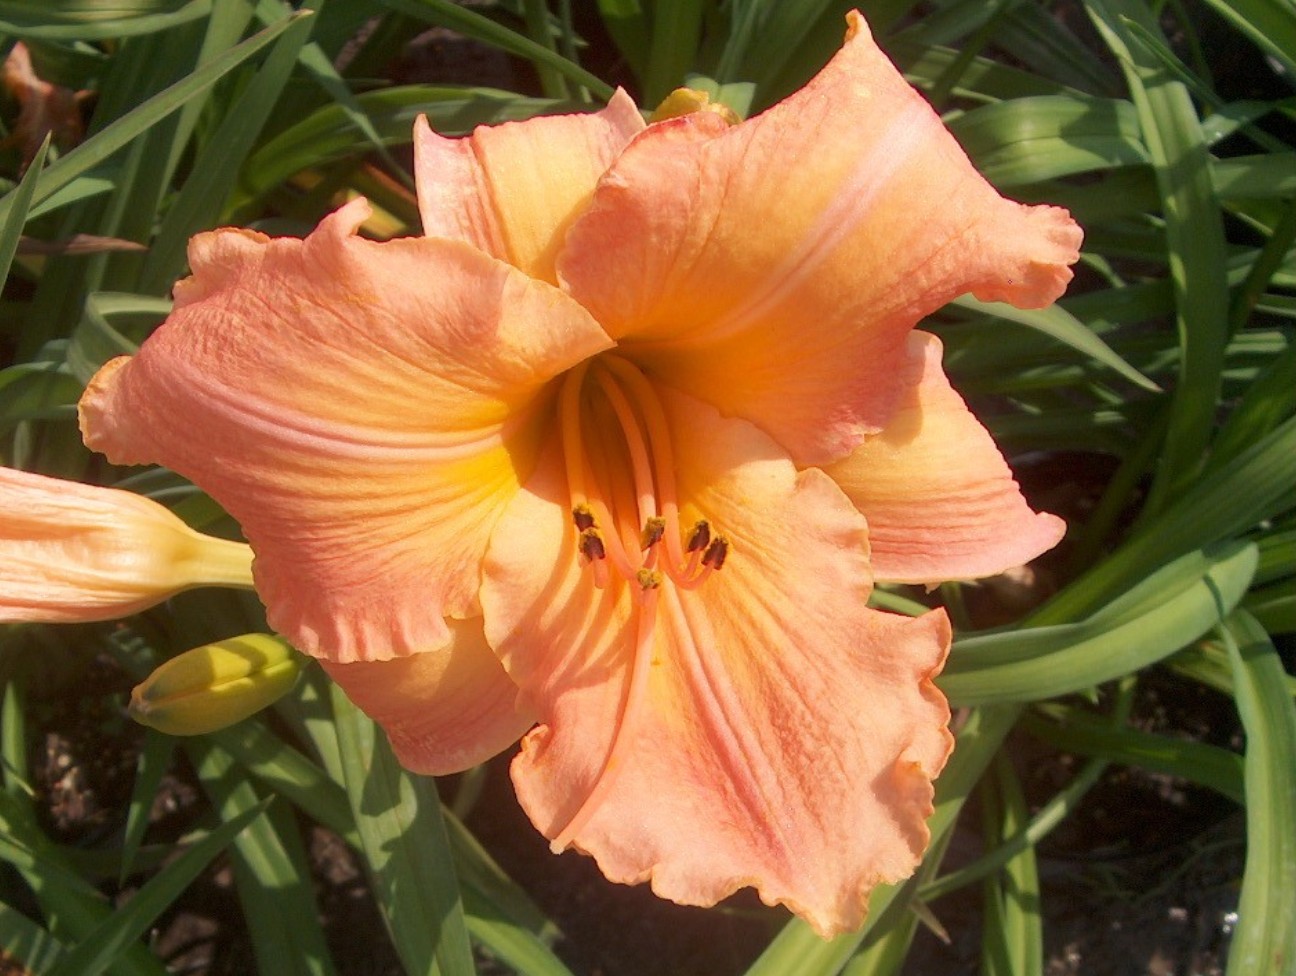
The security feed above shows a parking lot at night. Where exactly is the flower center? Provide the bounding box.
[557,353,728,599]
[550,354,728,849]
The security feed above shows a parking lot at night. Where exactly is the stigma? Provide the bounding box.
[558,355,729,599]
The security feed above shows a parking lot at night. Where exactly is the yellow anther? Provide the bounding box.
[636,568,664,590]
[641,516,667,549]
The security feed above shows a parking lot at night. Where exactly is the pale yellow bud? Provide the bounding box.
[649,88,742,125]
[129,634,301,736]
[0,466,254,623]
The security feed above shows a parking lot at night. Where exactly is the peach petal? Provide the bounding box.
[558,11,1081,466]
[481,389,953,937]
[323,616,534,775]
[0,466,252,622]
[414,89,644,283]
[80,198,612,663]
[826,332,1065,583]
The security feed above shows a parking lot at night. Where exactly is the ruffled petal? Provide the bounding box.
[414,89,644,283]
[825,332,1065,583]
[481,389,952,937]
[0,466,253,622]
[558,11,1081,465]
[80,199,612,663]
[323,616,534,775]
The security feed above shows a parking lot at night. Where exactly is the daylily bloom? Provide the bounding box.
[0,465,253,622]
[74,12,1079,936]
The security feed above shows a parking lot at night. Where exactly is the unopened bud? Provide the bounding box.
[649,88,741,125]
[129,634,301,736]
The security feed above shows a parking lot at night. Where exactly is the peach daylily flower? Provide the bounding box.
[76,12,1080,936]
[0,466,253,622]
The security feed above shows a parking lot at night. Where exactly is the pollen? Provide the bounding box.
[640,517,666,550]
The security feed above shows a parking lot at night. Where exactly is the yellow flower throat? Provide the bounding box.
[558,354,729,599]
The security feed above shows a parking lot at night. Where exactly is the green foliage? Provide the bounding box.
[0,0,1292,973]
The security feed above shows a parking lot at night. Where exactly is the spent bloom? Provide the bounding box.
[8,12,1081,936]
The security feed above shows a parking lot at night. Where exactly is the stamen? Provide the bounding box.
[578,528,606,563]
[686,520,711,552]
[596,356,691,575]
[585,495,642,581]
[701,537,730,570]
[559,354,729,591]
[592,365,658,525]
[635,568,663,590]
[640,516,666,550]
[558,362,593,511]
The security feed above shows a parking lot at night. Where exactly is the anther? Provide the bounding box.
[635,568,664,590]
[686,520,712,552]
[640,517,666,550]
[701,537,729,570]
[572,505,596,531]
[579,528,606,562]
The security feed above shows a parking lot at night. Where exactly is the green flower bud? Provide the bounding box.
[129,634,302,736]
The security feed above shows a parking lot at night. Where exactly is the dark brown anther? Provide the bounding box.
[579,528,606,562]
[686,519,711,552]
[572,505,596,531]
[701,537,729,570]
[640,516,666,550]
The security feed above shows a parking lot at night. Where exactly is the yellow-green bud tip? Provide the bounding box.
[649,88,741,125]
[129,634,302,736]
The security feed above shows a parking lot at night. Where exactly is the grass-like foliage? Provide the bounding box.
[1,1,1293,974]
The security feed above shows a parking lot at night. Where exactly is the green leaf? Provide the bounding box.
[0,137,51,291]
[948,296,1157,391]
[237,86,573,208]
[0,0,209,39]
[1087,0,1229,516]
[1023,706,1245,804]
[0,900,68,973]
[642,0,704,101]
[138,7,313,293]
[118,730,175,886]
[333,685,475,976]
[0,362,83,436]
[67,292,170,383]
[191,743,338,976]
[1036,415,1296,622]
[941,541,1258,705]
[379,0,613,101]
[46,801,267,976]
[1197,0,1296,80]
[0,11,309,229]
[1222,612,1296,976]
